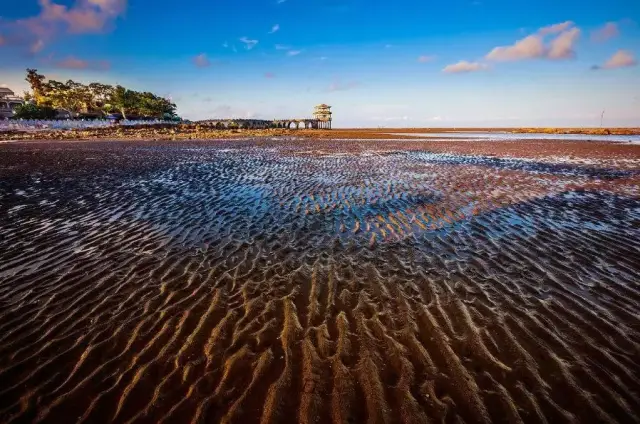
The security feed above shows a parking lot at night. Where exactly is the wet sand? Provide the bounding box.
[0,138,639,424]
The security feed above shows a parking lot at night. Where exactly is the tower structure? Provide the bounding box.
[313,104,332,129]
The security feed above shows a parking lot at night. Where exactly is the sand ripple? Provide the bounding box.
[0,139,639,423]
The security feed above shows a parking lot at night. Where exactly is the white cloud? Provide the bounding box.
[0,0,128,52]
[222,41,229,48]
[239,37,258,50]
[274,44,302,56]
[53,56,110,70]
[539,21,574,35]
[30,39,45,53]
[486,35,545,61]
[192,53,211,68]
[594,50,637,69]
[269,24,280,34]
[547,27,580,59]
[591,22,619,42]
[417,55,435,63]
[486,22,580,62]
[442,61,487,73]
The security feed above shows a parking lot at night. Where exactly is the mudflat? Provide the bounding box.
[0,138,639,424]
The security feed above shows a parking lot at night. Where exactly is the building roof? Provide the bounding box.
[315,104,331,108]
[0,87,16,96]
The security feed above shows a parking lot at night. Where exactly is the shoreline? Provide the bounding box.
[1,125,640,143]
[349,127,640,135]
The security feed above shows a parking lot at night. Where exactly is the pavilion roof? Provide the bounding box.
[0,87,16,97]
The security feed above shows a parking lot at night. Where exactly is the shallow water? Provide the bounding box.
[393,131,640,144]
[0,139,639,424]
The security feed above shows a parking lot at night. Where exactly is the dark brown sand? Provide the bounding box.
[0,138,639,424]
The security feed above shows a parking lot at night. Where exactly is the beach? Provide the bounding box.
[0,136,639,423]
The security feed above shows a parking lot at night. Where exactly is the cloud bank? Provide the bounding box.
[0,0,127,52]
[486,21,581,61]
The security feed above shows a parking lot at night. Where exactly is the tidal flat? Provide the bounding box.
[0,138,639,424]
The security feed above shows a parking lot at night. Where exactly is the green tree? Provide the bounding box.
[23,91,33,103]
[67,80,93,115]
[20,69,179,120]
[130,91,176,119]
[25,69,48,105]
[13,103,57,119]
[110,86,137,119]
[45,80,84,116]
[87,83,115,116]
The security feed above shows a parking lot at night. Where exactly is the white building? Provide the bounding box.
[0,88,25,119]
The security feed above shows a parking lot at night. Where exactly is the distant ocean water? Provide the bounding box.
[392,131,640,144]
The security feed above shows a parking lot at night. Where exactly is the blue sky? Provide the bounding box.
[1,0,639,127]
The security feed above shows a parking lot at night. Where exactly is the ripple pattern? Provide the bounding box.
[0,139,639,424]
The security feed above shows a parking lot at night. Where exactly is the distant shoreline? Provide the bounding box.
[348,127,640,135]
[1,124,639,142]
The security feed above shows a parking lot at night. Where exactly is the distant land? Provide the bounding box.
[358,127,640,135]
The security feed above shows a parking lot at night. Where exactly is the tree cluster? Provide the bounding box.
[20,69,178,120]
[12,103,57,120]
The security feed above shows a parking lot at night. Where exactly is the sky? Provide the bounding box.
[1,0,639,127]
